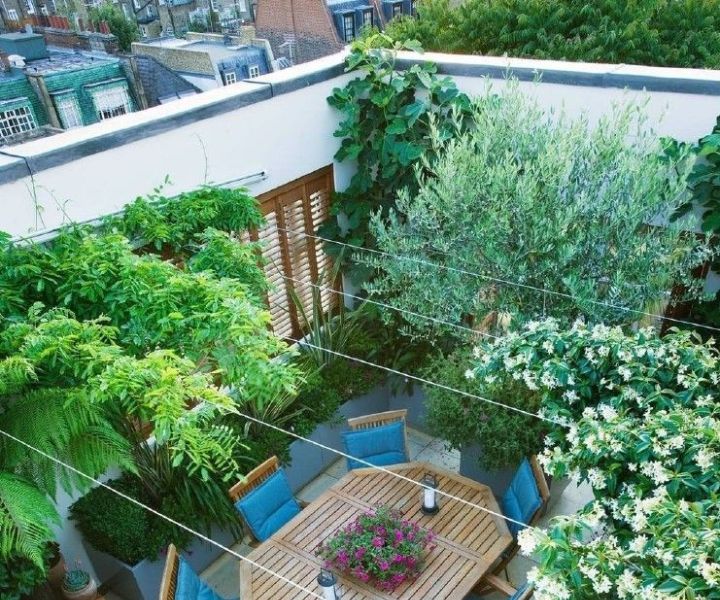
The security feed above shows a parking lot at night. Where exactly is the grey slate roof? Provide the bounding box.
[131,54,200,107]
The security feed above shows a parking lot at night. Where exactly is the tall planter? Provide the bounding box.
[83,527,234,600]
[459,444,516,500]
[283,382,428,493]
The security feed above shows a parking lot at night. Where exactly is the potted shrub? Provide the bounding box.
[316,507,436,592]
[61,566,97,600]
[423,347,548,497]
[70,473,236,600]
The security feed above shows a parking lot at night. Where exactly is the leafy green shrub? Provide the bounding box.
[388,0,720,69]
[188,229,268,304]
[322,33,473,283]
[88,2,138,52]
[70,477,193,565]
[368,82,712,337]
[0,550,51,600]
[114,186,264,254]
[423,348,546,469]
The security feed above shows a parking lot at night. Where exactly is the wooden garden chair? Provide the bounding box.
[479,580,534,599]
[346,409,409,459]
[158,543,179,600]
[473,456,549,597]
[228,456,307,546]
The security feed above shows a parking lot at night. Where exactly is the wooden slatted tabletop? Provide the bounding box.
[240,462,513,599]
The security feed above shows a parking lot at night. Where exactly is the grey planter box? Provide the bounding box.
[284,382,427,493]
[459,444,517,499]
[84,527,235,600]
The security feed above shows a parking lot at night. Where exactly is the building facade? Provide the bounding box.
[132,31,272,89]
[0,31,136,144]
[256,0,415,64]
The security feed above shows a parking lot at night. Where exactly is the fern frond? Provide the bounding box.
[3,388,133,496]
[0,472,59,568]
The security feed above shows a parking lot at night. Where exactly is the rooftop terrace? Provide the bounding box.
[2,43,720,600]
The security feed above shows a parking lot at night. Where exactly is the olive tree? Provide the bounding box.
[367,82,712,338]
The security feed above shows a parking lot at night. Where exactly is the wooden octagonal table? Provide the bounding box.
[240,461,513,599]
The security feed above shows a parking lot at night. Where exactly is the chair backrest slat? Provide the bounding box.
[158,543,179,600]
[228,456,280,503]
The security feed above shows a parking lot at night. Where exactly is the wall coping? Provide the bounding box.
[401,51,720,95]
[2,49,720,183]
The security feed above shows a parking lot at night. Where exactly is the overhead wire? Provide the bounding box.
[272,269,499,340]
[278,333,565,427]
[275,224,720,335]
[0,428,324,599]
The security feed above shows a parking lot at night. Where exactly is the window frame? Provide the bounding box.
[89,84,133,121]
[54,94,83,129]
[342,12,355,42]
[7,8,19,19]
[0,104,37,143]
[223,71,237,85]
[362,8,373,30]
[248,64,260,78]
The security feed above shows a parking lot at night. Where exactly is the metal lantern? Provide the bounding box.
[317,568,340,600]
[420,472,439,515]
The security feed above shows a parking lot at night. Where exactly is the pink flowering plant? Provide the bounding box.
[316,506,436,591]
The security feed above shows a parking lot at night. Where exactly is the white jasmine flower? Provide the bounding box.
[517,528,538,556]
[695,448,716,470]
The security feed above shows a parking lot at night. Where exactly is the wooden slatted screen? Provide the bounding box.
[253,166,336,339]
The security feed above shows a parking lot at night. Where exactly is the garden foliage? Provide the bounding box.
[367,83,712,337]
[0,187,298,566]
[388,0,720,69]
[468,319,720,599]
[323,34,472,283]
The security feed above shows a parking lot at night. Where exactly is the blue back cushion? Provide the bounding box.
[234,470,301,542]
[342,421,407,470]
[176,557,232,600]
[502,458,542,538]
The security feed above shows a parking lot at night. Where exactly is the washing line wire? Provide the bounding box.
[281,333,565,428]
[0,428,324,600]
[273,269,499,340]
[276,224,720,335]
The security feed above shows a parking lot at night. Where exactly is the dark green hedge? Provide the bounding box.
[388,0,720,68]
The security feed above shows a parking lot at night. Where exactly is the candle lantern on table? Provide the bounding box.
[420,472,439,515]
[318,568,340,600]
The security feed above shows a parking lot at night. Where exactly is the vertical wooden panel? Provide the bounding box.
[254,165,335,339]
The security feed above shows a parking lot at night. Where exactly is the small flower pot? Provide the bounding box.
[62,578,97,600]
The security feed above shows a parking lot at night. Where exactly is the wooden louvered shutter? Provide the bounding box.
[254,166,336,339]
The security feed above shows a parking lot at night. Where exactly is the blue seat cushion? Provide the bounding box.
[502,458,542,538]
[342,421,407,470]
[175,556,236,600]
[234,469,301,542]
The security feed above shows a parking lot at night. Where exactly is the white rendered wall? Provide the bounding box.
[2,53,720,239]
